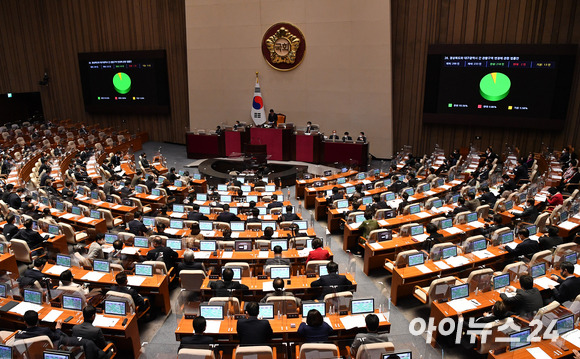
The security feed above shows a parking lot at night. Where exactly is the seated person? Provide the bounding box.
[513,198,539,223]
[450,197,468,217]
[20,257,47,288]
[2,214,18,241]
[328,130,339,141]
[177,249,205,276]
[14,218,45,252]
[146,236,178,271]
[359,210,379,240]
[458,301,512,349]
[16,310,66,346]
[209,268,248,297]
[179,316,214,350]
[477,186,497,207]
[326,187,343,204]
[465,192,480,212]
[128,211,149,236]
[546,186,563,208]
[216,204,241,222]
[342,132,353,142]
[502,228,538,259]
[109,272,149,312]
[481,214,505,238]
[246,208,262,223]
[72,306,109,353]
[237,302,273,345]
[423,222,444,252]
[549,261,580,304]
[187,204,209,221]
[279,205,300,222]
[87,233,106,260]
[350,314,390,357]
[267,194,284,209]
[311,261,353,299]
[539,226,563,250]
[499,274,543,317]
[260,277,301,306]
[306,238,330,263]
[297,308,333,342]
[262,226,275,240]
[264,245,291,267]
[58,269,89,295]
[357,132,367,143]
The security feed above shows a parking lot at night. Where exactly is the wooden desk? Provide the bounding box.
[75,195,137,219]
[186,132,225,158]
[250,128,293,161]
[388,245,509,306]
[295,133,322,163]
[42,264,171,315]
[295,170,357,199]
[0,253,18,279]
[0,297,140,357]
[175,309,389,342]
[303,174,386,209]
[200,273,356,301]
[322,141,369,169]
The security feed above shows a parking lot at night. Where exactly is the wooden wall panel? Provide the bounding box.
[0,0,188,144]
[392,0,580,157]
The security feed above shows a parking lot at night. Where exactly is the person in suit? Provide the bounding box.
[549,261,580,304]
[499,174,517,193]
[342,132,353,142]
[146,236,179,271]
[246,208,262,223]
[477,186,497,207]
[350,314,390,357]
[464,192,480,212]
[237,302,273,345]
[279,205,300,222]
[305,121,313,134]
[297,308,333,342]
[481,214,505,238]
[311,261,353,299]
[127,211,149,236]
[264,245,291,268]
[267,194,284,209]
[179,316,214,350]
[388,175,405,194]
[306,238,330,263]
[513,198,539,223]
[560,166,580,192]
[502,228,538,259]
[187,204,209,221]
[216,204,241,222]
[357,132,367,143]
[72,306,108,351]
[260,277,302,306]
[423,223,444,253]
[209,268,248,297]
[177,249,205,276]
[539,226,564,251]
[21,257,48,287]
[87,233,106,260]
[109,272,149,312]
[370,194,390,212]
[8,187,24,209]
[2,214,18,241]
[267,109,277,125]
[499,275,543,317]
[61,180,75,199]
[328,130,339,141]
[14,218,45,251]
[16,310,65,346]
[512,158,529,184]
[450,196,469,217]
[120,180,133,198]
[397,192,410,215]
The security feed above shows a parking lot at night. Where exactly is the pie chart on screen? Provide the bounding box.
[113,72,131,94]
[479,72,510,101]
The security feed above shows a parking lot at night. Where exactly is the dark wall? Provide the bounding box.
[392,0,580,156]
[0,0,189,143]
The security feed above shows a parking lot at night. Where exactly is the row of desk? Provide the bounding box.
[186,129,369,168]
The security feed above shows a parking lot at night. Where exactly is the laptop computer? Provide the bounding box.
[508,328,531,351]
[269,266,291,279]
[450,283,469,301]
[104,300,127,316]
[302,301,326,317]
[62,295,83,311]
[351,298,374,314]
[199,304,224,320]
[134,263,154,277]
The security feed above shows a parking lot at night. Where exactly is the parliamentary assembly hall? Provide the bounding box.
[1,0,580,358]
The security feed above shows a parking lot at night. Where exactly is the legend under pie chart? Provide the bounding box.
[479,72,510,101]
[113,72,131,94]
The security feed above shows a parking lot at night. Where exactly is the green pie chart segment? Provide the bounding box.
[113,72,131,94]
[479,72,510,101]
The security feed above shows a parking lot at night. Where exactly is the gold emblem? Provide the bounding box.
[265,27,301,64]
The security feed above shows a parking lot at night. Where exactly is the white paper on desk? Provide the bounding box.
[447,298,476,313]
[170,213,184,218]
[257,251,269,259]
[61,213,75,219]
[468,221,485,228]
[414,212,431,219]
[336,208,349,214]
[262,281,274,292]
[271,232,279,238]
[412,233,429,242]
[451,180,463,185]
[262,215,273,220]
[375,313,387,322]
[415,264,432,273]
[103,246,114,253]
[559,221,578,230]
[434,261,451,270]
[529,235,540,242]
[534,276,559,289]
[439,185,451,190]
[204,320,222,334]
[168,186,177,191]
[472,250,494,259]
[164,228,180,235]
[535,194,547,202]
[46,265,69,275]
[563,329,580,348]
[320,177,328,181]
[445,227,463,235]
[147,195,157,199]
[121,247,140,255]
[93,315,119,328]
[194,201,206,206]
[323,317,333,328]
[408,196,417,201]
[424,190,436,196]
[445,256,469,267]
[298,180,305,184]
[369,242,383,250]
[127,276,146,286]
[505,242,518,250]
[79,217,93,223]
[94,201,104,206]
[297,249,310,257]
[575,264,580,274]
[82,271,106,281]
[10,302,43,315]
[526,347,552,359]
[350,222,362,229]
[231,232,240,238]
[340,314,366,330]
[387,199,403,208]
[221,252,233,259]
[194,252,211,259]
[509,209,523,215]
[42,310,64,323]
[200,231,215,237]
[378,220,389,226]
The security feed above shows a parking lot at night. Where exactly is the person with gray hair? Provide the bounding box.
[177,249,205,276]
